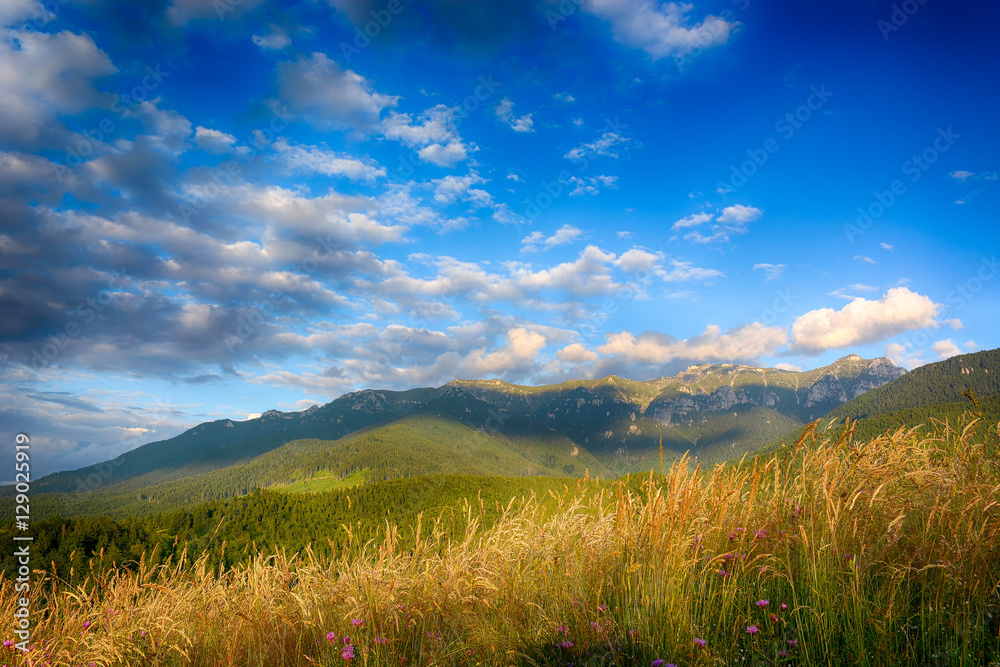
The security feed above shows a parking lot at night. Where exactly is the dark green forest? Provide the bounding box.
[0,475,626,582]
[753,349,1000,461]
[828,348,1000,421]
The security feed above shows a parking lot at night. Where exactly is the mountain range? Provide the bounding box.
[18,353,915,516]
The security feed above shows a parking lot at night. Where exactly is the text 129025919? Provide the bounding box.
[13,433,32,653]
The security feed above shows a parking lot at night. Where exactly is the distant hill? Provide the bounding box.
[23,387,441,496]
[827,348,1000,421]
[755,348,1000,460]
[38,412,609,519]
[12,353,905,515]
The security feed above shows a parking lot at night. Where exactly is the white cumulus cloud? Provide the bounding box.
[0,29,117,147]
[557,343,599,363]
[564,131,629,160]
[274,138,385,182]
[194,126,238,153]
[580,0,738,59]
[495,97,534,133]
[252,25,291,50]
[671,211,712,230]
[521,224,584,253]
[382,104,474,167]
[597,322,787,364]
[791,287,940,355]
[932,339,963,359]
[681,205,762,243]
[464,327,547,376]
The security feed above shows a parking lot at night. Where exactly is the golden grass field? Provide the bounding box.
[3,416,999,666]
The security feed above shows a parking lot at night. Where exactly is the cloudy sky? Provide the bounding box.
[1,0,998,476]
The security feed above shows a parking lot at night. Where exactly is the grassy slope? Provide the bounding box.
[17,414,611,521]
[274,469,369,494]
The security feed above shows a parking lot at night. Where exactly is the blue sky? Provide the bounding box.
[1,0,998,476]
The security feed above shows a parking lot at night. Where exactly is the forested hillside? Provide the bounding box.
[828,348,1000,421]
[17,414,609,521]
[0,475,619,580]
[755,348,1000,461]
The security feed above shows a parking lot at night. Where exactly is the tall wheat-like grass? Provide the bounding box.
[2,416,998,666]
